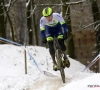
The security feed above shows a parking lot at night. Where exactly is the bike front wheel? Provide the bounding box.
[56,49,65,83]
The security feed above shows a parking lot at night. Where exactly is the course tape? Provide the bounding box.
[0,37,42,73]
[82,54,100,72]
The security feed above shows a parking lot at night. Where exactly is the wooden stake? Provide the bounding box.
[24,44,27,74]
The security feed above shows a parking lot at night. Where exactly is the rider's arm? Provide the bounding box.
[62,23,68,33]
[40,18,46,38]
[55,13,68,33]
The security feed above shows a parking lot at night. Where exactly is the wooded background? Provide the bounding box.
[0,0,100,72]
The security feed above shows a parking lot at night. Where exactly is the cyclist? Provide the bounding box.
[40,7,70,71]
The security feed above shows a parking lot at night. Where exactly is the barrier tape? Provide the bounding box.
[0,37,42,73]
[82,54,100,72]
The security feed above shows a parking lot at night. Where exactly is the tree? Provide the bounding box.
[0,0,6,42]
[26,0,33,45]
[91,0,100,72]
[31,0,39,45]
[14,0,28,44]
[62,0,75,58]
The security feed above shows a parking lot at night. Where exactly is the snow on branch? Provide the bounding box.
[65,0,87,5]
[36,4,61,6]
[37,0,87,6]
[0,0,17,16]
[26,0,30,7]
[78,11,100,30]
[95,23,100,31]
[27,0,40,18]
[80,20,100,30]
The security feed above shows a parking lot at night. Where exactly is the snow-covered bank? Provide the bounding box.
[0,44,97,90]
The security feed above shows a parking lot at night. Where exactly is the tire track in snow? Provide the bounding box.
[30,76,69,90]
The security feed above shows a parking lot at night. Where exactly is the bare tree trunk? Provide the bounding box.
[2,0,16,41]
[62,0,75,58]
[31,0,38,45]
[92,0,100,72]
[27,0,33,45]
[0,0,6,39]
[97,0,100,12]
[14,0,28,44]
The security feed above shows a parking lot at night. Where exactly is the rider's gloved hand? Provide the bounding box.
[42,38,47,44]
[63,32,68,40]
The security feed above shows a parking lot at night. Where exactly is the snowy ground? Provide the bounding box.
[0,44,99,90]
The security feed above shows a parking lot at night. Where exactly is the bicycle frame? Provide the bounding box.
[53,37,66,83]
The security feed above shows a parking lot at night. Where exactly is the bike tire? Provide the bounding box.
[56,49,65,83]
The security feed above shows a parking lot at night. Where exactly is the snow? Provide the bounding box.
[59,73,100,90]
[0,44,99,90]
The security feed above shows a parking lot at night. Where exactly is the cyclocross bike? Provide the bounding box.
[54,37,66,83]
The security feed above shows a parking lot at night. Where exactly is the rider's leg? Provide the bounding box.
[45,25,58,71]
[58,38,70,68]
[58,38,67,58]
[48,40,58,71]
[48,41,56,64]
[53,23,70,68]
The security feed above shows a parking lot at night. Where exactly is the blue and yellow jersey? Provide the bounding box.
[40,13,68,38]
[40,13,67,30]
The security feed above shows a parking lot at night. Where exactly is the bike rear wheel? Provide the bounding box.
[56,49,65,83]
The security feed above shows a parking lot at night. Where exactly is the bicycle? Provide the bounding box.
[53,37,66,83]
